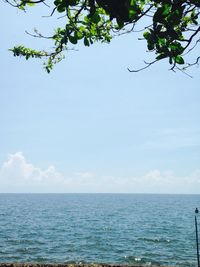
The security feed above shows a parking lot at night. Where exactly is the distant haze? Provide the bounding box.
[0,153,199,193]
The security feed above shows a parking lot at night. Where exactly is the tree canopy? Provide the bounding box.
[5,0,200,73]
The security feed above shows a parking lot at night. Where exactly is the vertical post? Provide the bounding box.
[195,208,200,267]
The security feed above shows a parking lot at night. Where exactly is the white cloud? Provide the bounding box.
[0,152,199,193]
[0,152,64,192]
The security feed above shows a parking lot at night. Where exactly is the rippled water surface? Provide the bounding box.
[0,194,199,266]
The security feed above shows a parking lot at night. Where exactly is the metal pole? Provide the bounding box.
[195,208,200,267]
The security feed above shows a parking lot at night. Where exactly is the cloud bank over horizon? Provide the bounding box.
[0,152,199,193]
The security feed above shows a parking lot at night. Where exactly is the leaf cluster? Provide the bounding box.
[6,0,200,72]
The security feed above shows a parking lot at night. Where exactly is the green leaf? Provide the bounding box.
[156,53,167,60]
[27,2,35,6]
[84,37,90,46]
[54,0,61,6]
[90,12,101,24]
[75,31,83,40]
[147,42,154,51]
[116,19,124,29]
[143,31,150,40]
[68,0,77,6]
[68,35,78,44]
[57,3,66,12]
[175,55,184,64]
[129,9,137,19]
[19,5,25,10]
[169,42,184,54]
[162,4,171,17]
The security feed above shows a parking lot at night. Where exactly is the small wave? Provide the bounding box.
[124,255,161,266]
[138,237,171,243]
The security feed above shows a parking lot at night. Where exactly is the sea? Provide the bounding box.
[0,194,199,266]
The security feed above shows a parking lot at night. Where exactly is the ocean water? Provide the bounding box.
[0,194,199,266]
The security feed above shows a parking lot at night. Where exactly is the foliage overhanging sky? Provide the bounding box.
[0,2,200,193]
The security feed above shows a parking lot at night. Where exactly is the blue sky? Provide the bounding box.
[0,2,200,193]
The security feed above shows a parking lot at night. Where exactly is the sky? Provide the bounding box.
[0,2,200,193]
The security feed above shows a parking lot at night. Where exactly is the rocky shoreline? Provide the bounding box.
[0,264,172,267]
